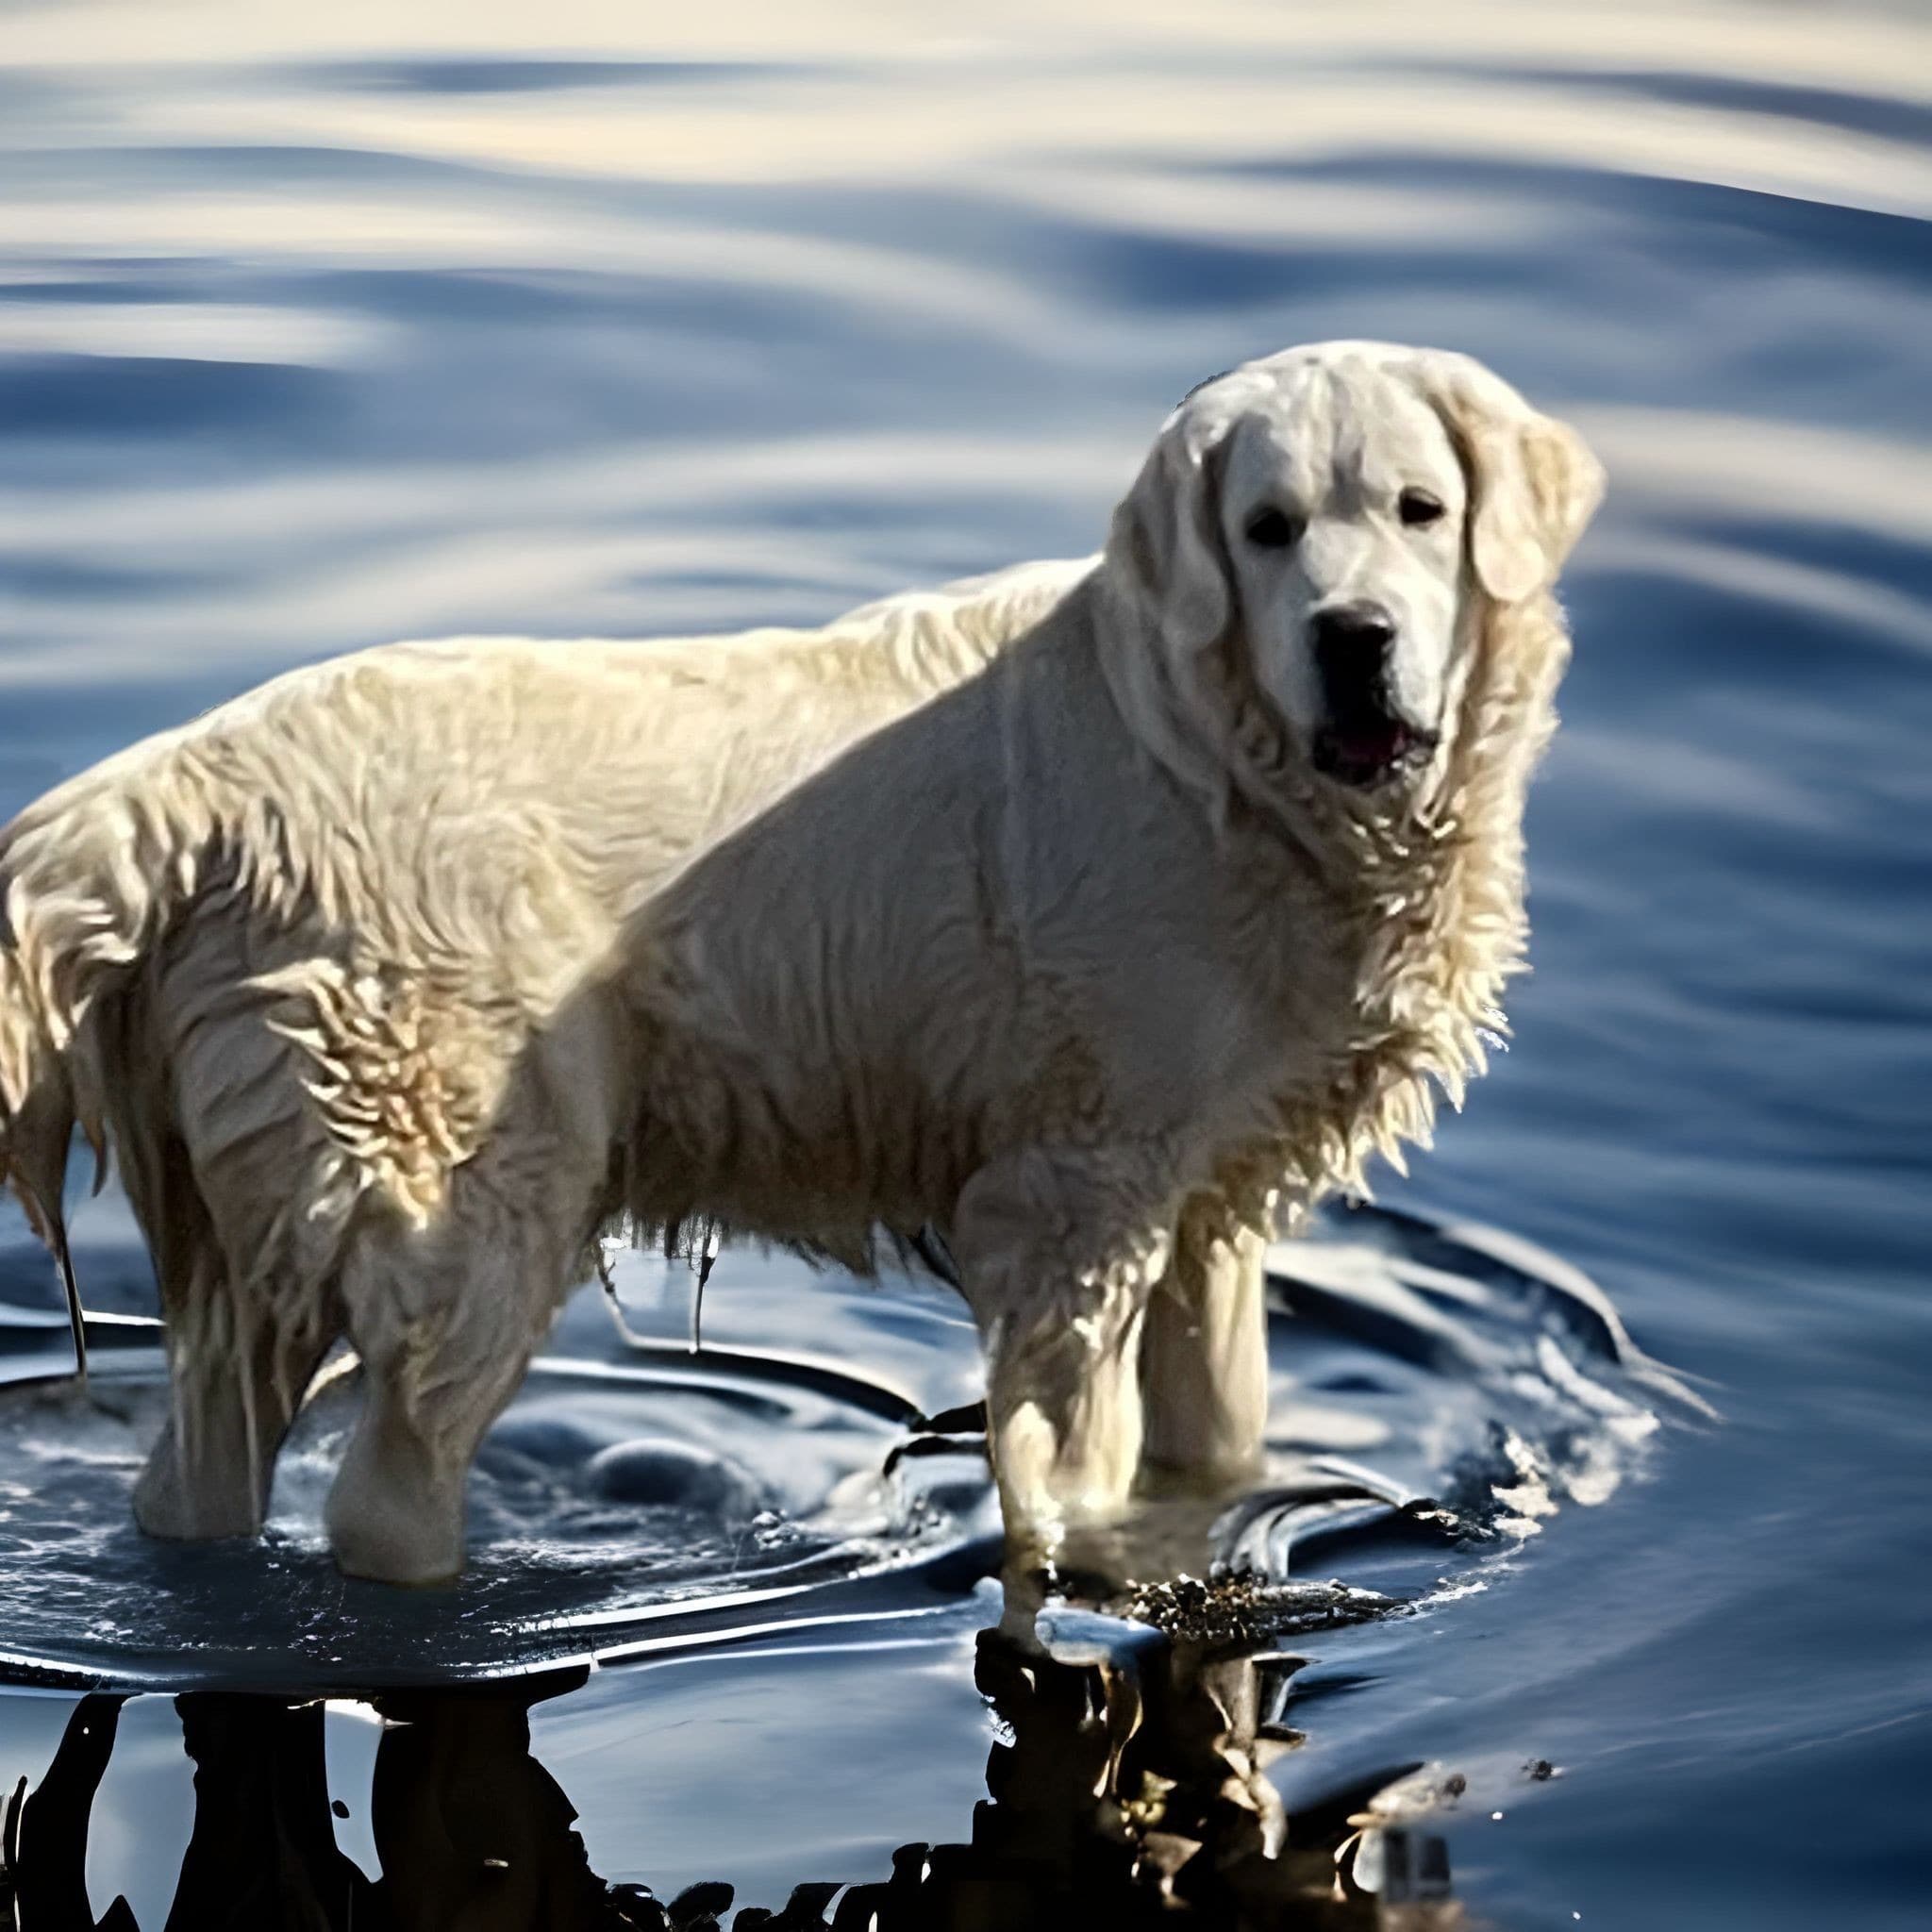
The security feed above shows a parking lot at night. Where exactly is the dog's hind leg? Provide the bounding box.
[324,1134,604,1586]
[117,936,352,1542]
[133,1283,341,1541]
[325,1270,533,1586]
[1138,1206,1269,1494]
[125,1127,341,1541]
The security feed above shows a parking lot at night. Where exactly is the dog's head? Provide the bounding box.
[1105,341,1603,796]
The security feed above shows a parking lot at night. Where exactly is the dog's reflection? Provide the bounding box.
[1,1631,1461,1929]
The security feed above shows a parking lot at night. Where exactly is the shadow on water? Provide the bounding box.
[2,1631,1469,1931]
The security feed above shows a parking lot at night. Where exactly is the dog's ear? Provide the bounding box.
[1106,396,1236,656]
[1413,354,1605,604]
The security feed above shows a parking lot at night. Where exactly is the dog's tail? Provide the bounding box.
[0,749,204,1379]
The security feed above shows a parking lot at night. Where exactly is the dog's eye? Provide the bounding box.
[1399,488,1446,528]
[1244,508,1305,549]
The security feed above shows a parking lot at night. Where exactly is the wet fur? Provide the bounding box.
[0,343,1600,1583]
[0,559,1091,1574]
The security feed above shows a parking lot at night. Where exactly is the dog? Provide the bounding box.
[0,343,1601,1584]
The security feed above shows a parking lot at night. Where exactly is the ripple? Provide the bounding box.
[0,1354,985,1692]
[0,1204,1690,1693]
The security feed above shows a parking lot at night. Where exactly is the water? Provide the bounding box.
[1,3,1928,1924]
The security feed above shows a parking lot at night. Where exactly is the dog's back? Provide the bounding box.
[0,558,1093,1252]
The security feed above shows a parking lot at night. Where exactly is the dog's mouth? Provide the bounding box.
[1311,712,1438,790]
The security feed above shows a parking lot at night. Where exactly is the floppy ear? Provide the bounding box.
[1105,402,1234,656]
[1416,355,1605,604]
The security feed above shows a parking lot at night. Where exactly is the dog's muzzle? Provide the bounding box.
[1310,601,1437,789]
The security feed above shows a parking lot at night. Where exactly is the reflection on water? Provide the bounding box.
[7,1631,1470,1930]
[3,2,1930,1926]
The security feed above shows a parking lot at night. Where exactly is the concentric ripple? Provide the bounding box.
[0,1202,1693,1693]
[0,1278,997,1693]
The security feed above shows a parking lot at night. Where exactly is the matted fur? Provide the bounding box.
[0,558,1091,1570]
[599,341,1600,1565]
[0,342,1601,1584]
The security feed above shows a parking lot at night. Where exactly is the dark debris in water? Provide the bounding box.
[1124,1569,1401,1647]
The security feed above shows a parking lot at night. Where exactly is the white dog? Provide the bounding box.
[0,343,1600,1584]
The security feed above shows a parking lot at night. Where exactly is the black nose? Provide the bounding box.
[1312,601,1396,662]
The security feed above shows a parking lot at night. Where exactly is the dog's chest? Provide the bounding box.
[1206,845,1484,1208]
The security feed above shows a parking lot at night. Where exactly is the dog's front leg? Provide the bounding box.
[951,1150,1171,1574]
[1139,1205,1270,1493]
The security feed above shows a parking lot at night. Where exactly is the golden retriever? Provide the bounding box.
[0,343,1600,1584]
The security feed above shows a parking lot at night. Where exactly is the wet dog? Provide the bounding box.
[0,343,1600,1582]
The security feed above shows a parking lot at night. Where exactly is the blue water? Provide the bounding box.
[2,5,1929,1927]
